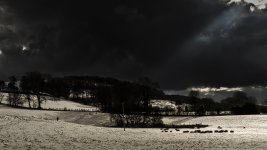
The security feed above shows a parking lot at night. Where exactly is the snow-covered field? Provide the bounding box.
[150,100,177,109]
[0,92,99,111]
[1,104,267,149]
[40,100,98,111]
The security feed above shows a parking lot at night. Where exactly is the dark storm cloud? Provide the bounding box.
[0,0,266,90]
[161,3,267,89]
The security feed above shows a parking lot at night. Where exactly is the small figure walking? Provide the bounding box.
[56,116,59,121]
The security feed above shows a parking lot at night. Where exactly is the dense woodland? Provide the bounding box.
[0,71,266,116]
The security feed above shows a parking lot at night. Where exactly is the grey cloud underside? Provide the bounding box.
[0,0,267,90]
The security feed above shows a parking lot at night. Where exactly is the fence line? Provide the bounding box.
[0,103,100,112]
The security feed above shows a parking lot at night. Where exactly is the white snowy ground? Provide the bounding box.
[0,92,98,111]
[1,104,267,150]
[40,100,98,111]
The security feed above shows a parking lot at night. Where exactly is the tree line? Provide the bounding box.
[0,71,266,116]
[0,72,164,114]
[158,90,263,116]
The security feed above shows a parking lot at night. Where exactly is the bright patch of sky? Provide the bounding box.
[164,87,243,95]
[21,45,30,52]
[22,45,27,51]
[165,86,267,104]
[229,0,267,9]
[191,87,243,92]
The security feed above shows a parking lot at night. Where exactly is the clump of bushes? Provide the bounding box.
[110,114,163,128]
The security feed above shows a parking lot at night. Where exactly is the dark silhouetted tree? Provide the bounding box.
[188,90,200,115]
[0,80,5,90]
[221,91,258,114]
[136,77,162,115]
[0,92,4,103]
[0,80,5,104]
[21,72,48,109]
[45,77,70,98]
[7,76,18,91]
[21,75,33,108]
[221,91,257,109]
[111,82,143,114]
[96,85,112,112]
[7,76,22,106]
[241,103,259,114]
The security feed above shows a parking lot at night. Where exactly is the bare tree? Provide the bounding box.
[0,93,4,104]
[0,80,5,90]
[21,72,48,109]
[6,76,23,106]
[7,92,23,106]
[24,94,33,108]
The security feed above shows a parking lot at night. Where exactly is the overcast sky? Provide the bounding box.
[1,0,267,91]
